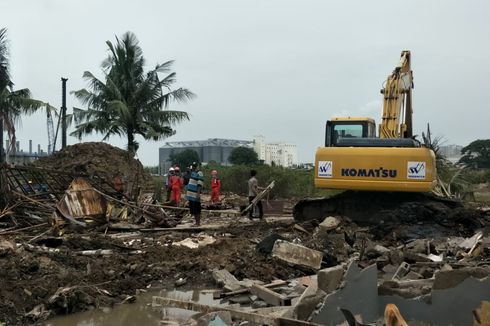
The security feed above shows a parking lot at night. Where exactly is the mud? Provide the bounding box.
[0,219,307,325]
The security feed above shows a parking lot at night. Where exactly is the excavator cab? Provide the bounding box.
[326,117,376,146]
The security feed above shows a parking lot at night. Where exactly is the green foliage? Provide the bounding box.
[459,139,490,169]
[169,149,200,169]
[71,31,195,156]
[228,146,259,165]
[198,164,333,198]
[144,166,159,174]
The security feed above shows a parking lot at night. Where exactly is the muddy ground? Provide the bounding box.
[0,201,489,325]
[0,217,309,325]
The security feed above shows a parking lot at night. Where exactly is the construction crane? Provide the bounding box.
[46,104,58,154]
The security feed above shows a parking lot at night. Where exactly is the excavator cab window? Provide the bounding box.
[325,120,375,146]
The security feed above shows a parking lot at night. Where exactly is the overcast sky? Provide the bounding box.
[2,0,489,165]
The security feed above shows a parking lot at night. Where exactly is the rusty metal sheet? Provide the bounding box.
[57,178,106,218]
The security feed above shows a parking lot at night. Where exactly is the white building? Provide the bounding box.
[253,135,298,167]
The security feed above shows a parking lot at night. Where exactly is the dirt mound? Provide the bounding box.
[32,142,154,197]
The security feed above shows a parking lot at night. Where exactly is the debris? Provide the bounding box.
[312,263,378,325]
[172,234,216,249]
[318,216,340,232]
[427,254,443,262]
[433,267,490,290]
[250,284,291,306]
[212,269,243,292]
[215,280,287,299]
[152,296,321,326]
[197,311,233,326]
[175,278,187,287]
[317,265,344,293]
[339,308,372,326]
[272,240,323,270]
[392,262,410,281]
[293,224,310,234]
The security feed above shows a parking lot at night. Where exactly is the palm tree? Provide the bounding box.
[72,31,195,156]
[0,28,43,163]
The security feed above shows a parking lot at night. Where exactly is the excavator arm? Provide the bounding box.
[379,50,413,139]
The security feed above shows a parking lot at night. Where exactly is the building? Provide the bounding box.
[159,138,253,174]
[439,144,463,164]
[2,139,48,165]
[253,135,298,167]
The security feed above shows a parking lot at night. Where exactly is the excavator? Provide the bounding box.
[294,51,441,222]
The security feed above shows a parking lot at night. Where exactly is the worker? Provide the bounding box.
[210,169,221,204]
[248,169,264,219]
[165,167,175,202]
[170,166,183,205]
[186,162,204,226]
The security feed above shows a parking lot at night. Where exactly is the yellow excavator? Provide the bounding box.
[315,50,436,192]
[294,51,440,222]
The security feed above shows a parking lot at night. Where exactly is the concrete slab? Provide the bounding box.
[311,262,378,325]
[272,240,323,270]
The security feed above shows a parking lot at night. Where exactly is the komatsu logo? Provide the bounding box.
[318,161,333,178]
[341,167,397,178]
[407,161,426,179]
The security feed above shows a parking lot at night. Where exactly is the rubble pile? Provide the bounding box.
[33,142,154,196]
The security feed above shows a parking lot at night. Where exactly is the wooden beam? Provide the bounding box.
[251,284,292,306]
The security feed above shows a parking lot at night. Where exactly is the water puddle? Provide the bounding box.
[45,288,221,326]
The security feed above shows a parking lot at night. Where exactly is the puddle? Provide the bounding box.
[45,288,221,326]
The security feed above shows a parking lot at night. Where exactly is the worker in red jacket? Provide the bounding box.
[170,166,183,205]
[210,169,221,204]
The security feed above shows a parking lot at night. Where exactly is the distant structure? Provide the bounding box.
[439,144,463,164]
[3,139,48,165]
[253,135,298,167]
[159,138,253,174]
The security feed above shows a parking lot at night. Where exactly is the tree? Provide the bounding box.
[228,146,259,165]
[459,139,490,169]
[169,149,200,169]
[0,28,43,163]
[72,31,194,156]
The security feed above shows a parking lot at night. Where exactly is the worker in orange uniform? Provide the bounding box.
[210,169,221,204]
[170,166,183,205]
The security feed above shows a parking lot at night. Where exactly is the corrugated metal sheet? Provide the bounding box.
[57,178,106,218]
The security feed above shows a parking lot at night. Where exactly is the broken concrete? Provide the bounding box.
[212,269,243,292]
[318,216,340,231]
[311,262,378,325]
[272,240,323,269]
[317,265,344,293]
[433,267,490,290]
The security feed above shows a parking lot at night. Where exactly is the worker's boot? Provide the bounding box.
[195,214,201,227]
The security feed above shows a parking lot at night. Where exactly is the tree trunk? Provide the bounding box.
[0,116,3,164]
[127,130,135,157]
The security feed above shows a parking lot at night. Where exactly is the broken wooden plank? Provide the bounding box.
[152,296,322,326]
[251,284,292,306]
[216,280,288,299]
[272,240,323,269]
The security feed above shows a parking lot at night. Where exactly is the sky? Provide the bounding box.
[1,0,489,166]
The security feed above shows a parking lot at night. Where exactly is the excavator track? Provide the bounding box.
[293,191,470,225]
